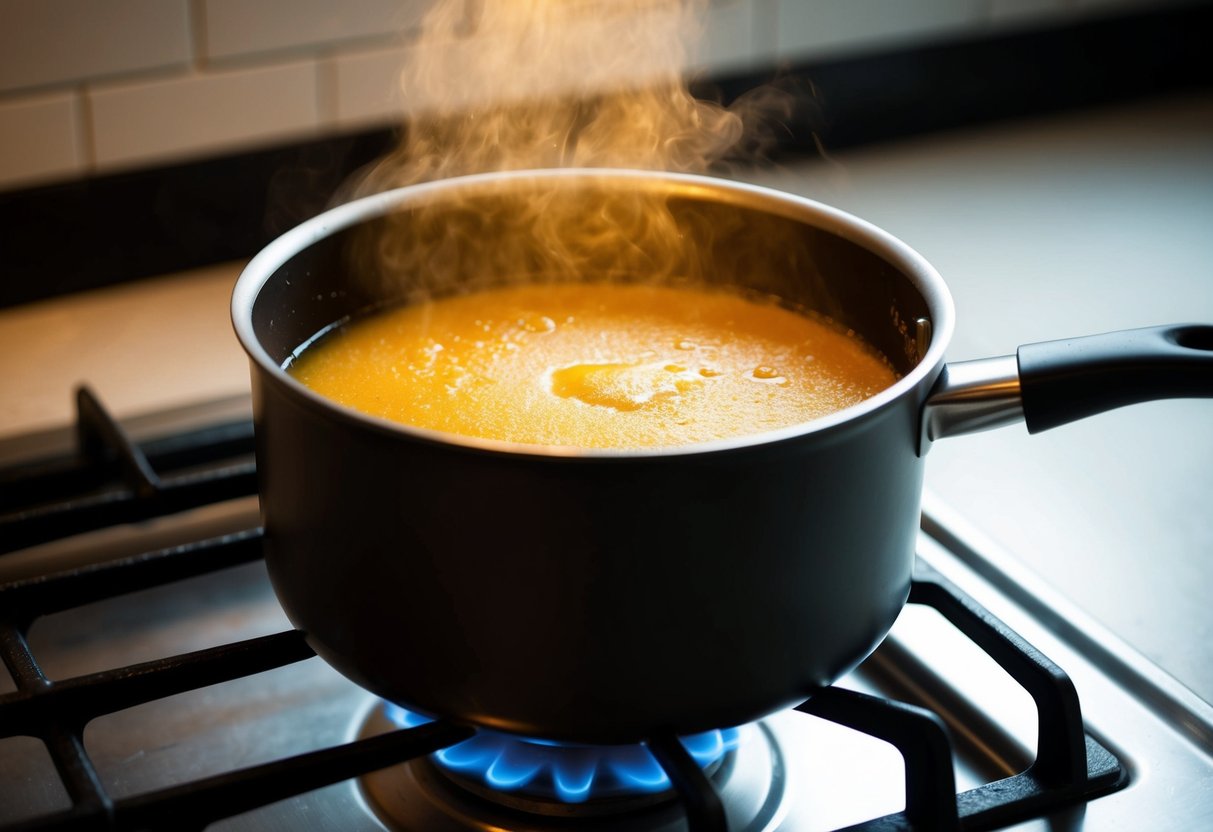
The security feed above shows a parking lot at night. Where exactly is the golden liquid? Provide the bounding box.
[289,283,896,448]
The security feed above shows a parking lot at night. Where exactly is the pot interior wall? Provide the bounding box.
[251,181,931,376]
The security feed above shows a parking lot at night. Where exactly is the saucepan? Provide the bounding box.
[231,169,1212,744]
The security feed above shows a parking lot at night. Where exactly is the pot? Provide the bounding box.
[231,169,1211,744]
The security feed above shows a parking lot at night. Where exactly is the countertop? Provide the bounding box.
[2,91,1211,704]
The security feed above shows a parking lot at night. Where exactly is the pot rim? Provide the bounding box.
[232,167,956,459]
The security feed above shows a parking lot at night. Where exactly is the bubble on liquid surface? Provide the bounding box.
[751,366,789,386]
[521,315,557,333]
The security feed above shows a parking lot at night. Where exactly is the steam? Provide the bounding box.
[357,0,747,188]
[344,0,789,301]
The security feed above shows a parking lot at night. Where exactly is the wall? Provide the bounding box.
[0,0,1190,192]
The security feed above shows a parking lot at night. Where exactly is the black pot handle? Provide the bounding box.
[921,323,1213,453]
[1017,324,1213,433]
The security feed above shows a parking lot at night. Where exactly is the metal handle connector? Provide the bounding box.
[920,355,1024,455]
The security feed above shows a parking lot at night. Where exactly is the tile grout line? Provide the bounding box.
[75,84,96,172]
[316,49,337,129]
[189,0,210,70]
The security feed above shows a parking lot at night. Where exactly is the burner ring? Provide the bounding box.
[423,751,735,818]
[353,702,791,831]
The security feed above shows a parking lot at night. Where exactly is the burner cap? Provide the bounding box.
[386,703,740,807]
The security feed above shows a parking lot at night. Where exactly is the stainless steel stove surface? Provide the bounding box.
[2,394,1211,831]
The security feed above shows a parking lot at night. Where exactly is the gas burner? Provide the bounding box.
[356,703,791,830]
[383,703,741,809]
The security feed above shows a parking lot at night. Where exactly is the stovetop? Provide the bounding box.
[1,390,1211,830]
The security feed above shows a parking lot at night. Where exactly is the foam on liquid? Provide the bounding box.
[289,283,896,448]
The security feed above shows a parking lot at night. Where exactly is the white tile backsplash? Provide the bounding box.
[89,62,319,170]
[694,0,758,74]
[0,0,1188,191]
[775,0,985,58]
[0,92,82,188]
[202,0,427,62]
[330,46,409,130]
[330,4,745,130]
[330,1,764,133]
[0,0,190,94]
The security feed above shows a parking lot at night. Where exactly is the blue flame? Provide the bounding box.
[384,703,741,803]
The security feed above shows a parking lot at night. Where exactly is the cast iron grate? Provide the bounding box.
[0,388,258,555]
[0,387,1126,831]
